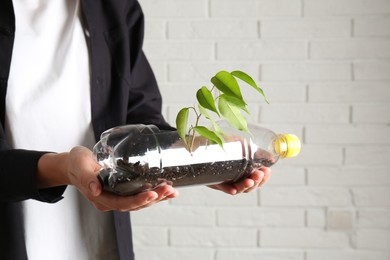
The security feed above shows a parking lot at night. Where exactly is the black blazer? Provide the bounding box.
[0,0,173,259]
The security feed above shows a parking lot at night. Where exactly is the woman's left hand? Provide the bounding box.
[207,167,271,195]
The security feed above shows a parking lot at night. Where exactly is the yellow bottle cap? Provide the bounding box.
[275,134,301,158]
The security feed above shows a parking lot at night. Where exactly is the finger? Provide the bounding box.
[96,190,159,211]
[259,167,271,186]
[151,185,177,201]
[125,186,178,211]
[232,178,255,194]
[93,201,112,212]
[157,187,179,199]
[88,179,102,197]
[165,188,179,198]
[208,183,238,195]
[244,170,264,193]
[96,185,177,212]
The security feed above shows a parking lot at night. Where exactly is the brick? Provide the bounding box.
[132,206,215,226]
[217,208,304,227]
[354,61,390,80]
[168,20,258,39]
[252,83,306,103]
[217,40,306,61]
[257,123,304,138]
[170,227,257,246]
[261,62,351,81]
[259,104,349,124]
[211,0,302,17]
[261,19,351,38]
[144,20,166,39]
[210,0,258,17]
[260,228,350,248]
[304,0,390,16]
[326,209,355,230]
[260,187,352,206]
[352,187,390,207]
[307,208,326,228]
[140,0,207,18]
[307,250,390,260]
[266,165,305,186]
[308,167,390,186]
[354,17,390,37]
[170,186,258,206]
[159,84,200,103]
[132,227,168,246]
[257,0,302,17]
[306,125,390,144]
[283,144,343,166]
[144,42,213,61]
[134,247,214,260]
[309,82,390,103]
[310,39,390,59]
[353,104,390,123]
[167,63,258,83]
[357,208,390,228]
[216,249,304,260]
[354,229,390,250]
[345,146,390,166]
[246,103,262,124]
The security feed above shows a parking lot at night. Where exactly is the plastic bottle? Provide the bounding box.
[93,121,301,196]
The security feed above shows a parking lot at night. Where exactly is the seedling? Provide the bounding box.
[175,70,269,153]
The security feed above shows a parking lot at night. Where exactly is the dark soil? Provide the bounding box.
[100,158,274,196]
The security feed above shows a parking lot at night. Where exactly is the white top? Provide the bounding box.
[6,0,119,259]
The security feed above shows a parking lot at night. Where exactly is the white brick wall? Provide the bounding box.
[133,0,390,259]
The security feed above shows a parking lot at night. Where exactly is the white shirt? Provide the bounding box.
[6,0,119,259]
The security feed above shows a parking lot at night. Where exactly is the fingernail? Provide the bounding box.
[89,182,98,195]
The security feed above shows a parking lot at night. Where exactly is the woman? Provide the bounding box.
[0,0,270,259]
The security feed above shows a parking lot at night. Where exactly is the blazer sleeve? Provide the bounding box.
[126,51,175,131]
[0,142,66,203]
[122,1,174,131]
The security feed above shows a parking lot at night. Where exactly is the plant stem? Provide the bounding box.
[188,108,202,153]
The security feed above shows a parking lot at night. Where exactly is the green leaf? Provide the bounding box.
[231,70,269,104]
[196,86,219,116]
[198,104,212,120]
[175,108,189,145]
[219,94,249,114]
[193,126,224,148]
[198,104,222,133]
[211,71,242,99]
[218,95,248,132]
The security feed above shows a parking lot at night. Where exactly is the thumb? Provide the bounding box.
[88,179,102,197]
[87,158,104,197]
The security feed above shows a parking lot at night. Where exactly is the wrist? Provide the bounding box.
[37,152,70,188]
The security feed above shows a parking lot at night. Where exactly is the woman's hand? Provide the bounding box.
[207,167,271,195]
[38,146,178,211]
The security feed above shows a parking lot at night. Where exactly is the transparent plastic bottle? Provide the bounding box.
[93,121,301,196]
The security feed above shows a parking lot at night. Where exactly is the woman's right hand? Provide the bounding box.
[38,146,178,211]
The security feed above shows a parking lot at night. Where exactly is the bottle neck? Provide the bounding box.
[274,134,301,158]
